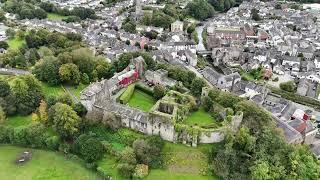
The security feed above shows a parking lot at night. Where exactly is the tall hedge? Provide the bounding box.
[120,84,135,104]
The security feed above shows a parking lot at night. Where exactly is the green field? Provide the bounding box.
[128,89,156,112]
[7,37,26,50]
[185,107,215,126]
[41,83,65,97]
[6,115,33,128]
[47,13,69,21]
[146,143,217,180]
[0,145,101,180]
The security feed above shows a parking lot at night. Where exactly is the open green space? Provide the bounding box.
[7,37,26,50]
[0,145,101,180]
[185,107,215,126]
[6,115,33,128]
[128,89,156,112]
[47,13,69,21]
[69,83,88,99]
[41,82,65,97]
[146,143,217,180]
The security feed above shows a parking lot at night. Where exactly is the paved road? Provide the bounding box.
[0,68,30,76]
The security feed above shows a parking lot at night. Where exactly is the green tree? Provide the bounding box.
[190,77,206,96]
[59,63,81,85]
[280,81,297,93]
[0,80,10,97]
[0,106,6,124]
[74,134,104,162]
[50,103,81,139]
[33,56,61,85]
[153,85,166,100]
[186,0,215,20]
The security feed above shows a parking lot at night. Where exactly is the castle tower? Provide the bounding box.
[135,0,143,21]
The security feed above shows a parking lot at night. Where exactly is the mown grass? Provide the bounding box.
[0,145,101,180]
[5,115,33,128]
[128,89,156,112]
[41,83,65,97]
[185,107,215,126]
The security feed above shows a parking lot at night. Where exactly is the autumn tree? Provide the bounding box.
[50,103,81,139]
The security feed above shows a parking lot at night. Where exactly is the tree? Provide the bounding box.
[50,103,81,139]
[74,134,104,162]
[0,10,6,22]
[33,56,61,85]
[186,0,215,20]
[153,85,166,100]
[0,80,10,97]
[132,139,162,168]
[95,57,114,79]
[0,106,6,124]
[251,8,261,21]
[275,3,282,9]
[5,28,15,39]
[116,146,137,177]
[0,41,9,50]
[57,93,73,106]
[38,100,48,124]
[71,48,95,79]
[10,75,43,115]
[280,81,297,93]
[59,63,81,85]
[190,77,206,96]
[73,102,87,117]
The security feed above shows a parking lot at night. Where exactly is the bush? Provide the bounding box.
[117,163,135,178]
[119,84,135,104]
[0,125,13,143]
[133,164,149,178]
[280,81,297,93]
[73,134,105,162]
[45,136,60,150]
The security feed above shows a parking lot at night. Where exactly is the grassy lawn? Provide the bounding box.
[97,156,125,180]
[128,89,156,112]
[41,82,65,97]
[7,37,26,50]
[185,107,215,126]
[47,13,69,21]
[146,143,217,180]
[5,115,33,128]
[69,83,88,99]
[0,145,101,180]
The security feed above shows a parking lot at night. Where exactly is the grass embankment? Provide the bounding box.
[0,145,101,180]
[5,115,33,128]
[185,107,216,127]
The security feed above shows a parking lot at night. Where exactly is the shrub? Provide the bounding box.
[0,125,13,143]
[280,81,297,93]
[119,84,135,104]
[45,136,60,150]
[117,163,135,178]
[133,164,149,178]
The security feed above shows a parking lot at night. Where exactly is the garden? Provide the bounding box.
[184,107,217,127]
[119,84,156,112]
